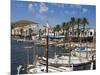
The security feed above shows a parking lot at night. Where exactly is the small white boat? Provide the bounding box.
[27,61,73,74]
[40,55,89,65]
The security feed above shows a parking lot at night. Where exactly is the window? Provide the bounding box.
[78,33,80,35]
[74,32,76,35]
[90,32,92,35]
[70,32,72,35]
[85,32,87,35]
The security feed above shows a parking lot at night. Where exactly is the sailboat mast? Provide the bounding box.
[27,48,29,70]
[68,27,71,66]
[46,35,48,72]
[45,22,49,72]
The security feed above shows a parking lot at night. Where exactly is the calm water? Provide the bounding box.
[11,40,64,74]
[11,40,96,74]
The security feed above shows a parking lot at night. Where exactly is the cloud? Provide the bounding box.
[28,3,35,13]
[28,3,39,13]
[68,5,88,14]
[82,8,88,13]
[39,3,48,13]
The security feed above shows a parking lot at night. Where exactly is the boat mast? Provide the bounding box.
[45,22,49,72]
[27,48,29,68]
[68,26,71,66]
[46,35,48,72]
[79,28,82,61]
[86,29,89,58]
[33,43,38,66]
[24,46,32,73]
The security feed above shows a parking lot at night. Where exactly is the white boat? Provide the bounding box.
[40,55,89,65]
[27,60,73,74]
[26,53,73,74]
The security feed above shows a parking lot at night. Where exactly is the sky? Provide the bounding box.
[11,0,96,27]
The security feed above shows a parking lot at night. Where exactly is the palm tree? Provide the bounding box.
[55,24,61,37]
[53,27,57,38]
[82,18,88,42]
[39,29,42,40]
[53,24,61,38]
[61,22,71,65]
[70,17,76,42]
[20,28,23,38]
[70,17,76,36]
[56,24,61,32]
[76,18,82,42]
[28,28,33,39]
[64,22,70,42]
[62,22,66,35]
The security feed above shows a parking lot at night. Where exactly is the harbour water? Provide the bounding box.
[11,40,62,74]
[11,39,96,74]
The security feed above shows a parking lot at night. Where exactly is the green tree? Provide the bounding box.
[55,24,61,32]
[39,29,42,40]
[64,22,70,41]
[53,27,57,37]
[62,22,66,35]
[70,17,76,36]
[82,18,88,42]
[76,18,82,41]
[20,28,23,38]
[28,28,33,39]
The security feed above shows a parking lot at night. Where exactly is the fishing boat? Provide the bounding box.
[39,53,95,71]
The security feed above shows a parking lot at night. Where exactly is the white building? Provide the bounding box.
[11,20,38,36]
[68,28,95,38]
